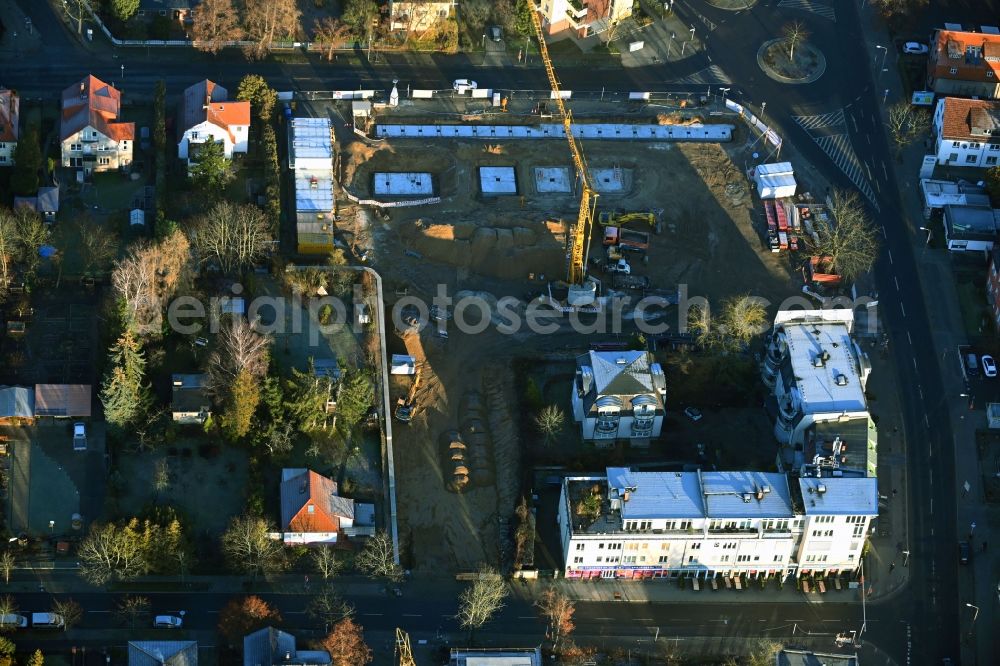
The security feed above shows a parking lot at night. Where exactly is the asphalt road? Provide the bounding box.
[0,0,979,662]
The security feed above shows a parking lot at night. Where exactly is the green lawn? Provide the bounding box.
[90,171,147,213]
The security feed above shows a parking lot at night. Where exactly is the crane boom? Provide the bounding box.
[529,6,597,286]
[396,628,416,666]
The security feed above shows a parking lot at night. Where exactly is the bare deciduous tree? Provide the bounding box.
[355,531,402,582]
[0,209,19,293]
[815,189,880,283]
[313,17,351,61]
[534,405,565,444]
[886,100,930,154]
[242,0,301,60]
[112,230,192,335]
[114,595,151,629]
[0,594,17,618]
[221,514,286,580]
[192,0,242,54]
[51,599,83,630]
[310,545,344,580]
[0,551,14,584]
[79,218,118,276]
[870,0,929,19]
[78,522,148,585]
[307,589,354,629]
[190,201,274,275]
[781,20,810,60]
[536,588,575,651]
[209,317,271,393]
[456,565,507,640]
[152,458,171,500]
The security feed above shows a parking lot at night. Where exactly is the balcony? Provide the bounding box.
[567,0,589,20]
[707,527,757,535]
[763,529,792,538]
[631,419,654,437]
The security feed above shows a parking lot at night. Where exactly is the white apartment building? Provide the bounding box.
[537,0,634,37]
[762,310,872,447]
[932,97,1000,168]
[177,80,250,164]
[60,75,134,174]
[557,467,876,580]
[571,351,666,447]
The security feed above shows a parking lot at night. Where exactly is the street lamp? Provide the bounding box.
[966,602,979,624]
[875,45,887,77]
[719,87,731,103]
[901,550,910,567]
[120,64,125,88]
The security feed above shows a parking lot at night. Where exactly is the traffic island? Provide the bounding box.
[757,38,827,84]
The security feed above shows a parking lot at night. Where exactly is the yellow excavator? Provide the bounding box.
[393,369,421,423]
[597,211,662,233]
[529,6,598,307]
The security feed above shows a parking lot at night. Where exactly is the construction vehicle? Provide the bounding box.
[598,210,662,233]
[606,258,632,275]
[529,6,598,307]
[395,628,415,666]
[604,227,650,251]
[393,369,421,423]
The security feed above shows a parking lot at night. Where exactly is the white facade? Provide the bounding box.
[932,97,1000,168]
[557,468,876,580]
[61,126,133,172]
[178,120,249,160]
[389,1,454,32]
[762,310,871,446]
[538,0,634,36]
[571,351,666,446]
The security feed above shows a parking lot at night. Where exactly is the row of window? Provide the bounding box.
[949,141,1000,151]
[947,154,999,165]
[947,66,994,77]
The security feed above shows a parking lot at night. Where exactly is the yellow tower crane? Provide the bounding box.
[396,628,416,666]
[529,6,598,304]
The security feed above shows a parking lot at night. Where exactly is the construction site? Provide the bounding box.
[304,17,819,575]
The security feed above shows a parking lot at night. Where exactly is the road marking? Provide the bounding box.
[865,161,873,180]
[888,249,893,264]
[784,619,806,622]
[89,610,111,614]
[636,618,655,622]
[929,469,933,485]
[777,0,837,21]
[905,329,911,343]
[594,617,615,620]
[894,276,900,290]
[518,616,536,619]
[823,619,840,623]
[874,179,881,193]
[852,115,859,132]
[901,302,907,317]
[867,133,871,144]
[363,613,384,617]
[930,499,933,514]
[928,440,932,456]
[882,161,888,179]
[881,225,887,238]
[402,613,422,617]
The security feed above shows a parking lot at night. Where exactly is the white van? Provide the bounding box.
[30,613,65,629]
[0,614,28,629]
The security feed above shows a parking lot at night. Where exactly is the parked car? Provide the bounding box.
[959,541,971,565]
[966,353,979,378]
[902,42,929,54]
[153,615,184,629]
[30,613,65,630]
[0,614,28,629]
[490,26,502,42]
[983,354,997,377]
[453,79,478,91]
[73,422,87,451]
[684,407,703,422]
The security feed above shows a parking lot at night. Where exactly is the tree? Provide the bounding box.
[152,458,171,500]
[537,588,575,652]
[870,0,929,19]
[816,189,880,283]
[110,0,140,22]
[112,231,192,335]
[217,596,282,643]
[355,531,402,582]
[77,521,148,585]
[26,651,43,666]
[0,595,17,619]
[326,249,358,297]
[79,219,118,276]
[313,17,351,60]
[456,565,507,642]
[51,599,83,630]
[0,639,14,666]
[192,0,242,54]
[693,294,769,352]
[319,619,372,666]
[220,368,261,441]
[13,207,47,277]
[985,165,1000,208]
[310,545,344,580]
[221,514,286,579]
[307,590,354,629]
[189,201,274,274]
[0,210,18,293]
[11,127,41,196]
[241,0,301,60]
[237,75,279,124]
[0,552,14,585]
[341,0,379,43]
[284,361,335,431]
[886,100,930,155]
[513,497,534,571]
[534,405,565,444]
[189,140,233,194]
[336,369,374,436]
[781,20,809,60]
[746,640,782,666]
[209,317,271,391]
[100,329,153,431]
[114,595,151,629]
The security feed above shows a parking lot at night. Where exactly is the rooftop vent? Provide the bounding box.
[817,484,827,494]
[616,357,627,365]
[813,354,825,368]
[742,493,753,503]
[835,374,849,386]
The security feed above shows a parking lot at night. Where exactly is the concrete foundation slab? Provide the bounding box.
[590,168,628,193]
[479,167,517,195]
[374,172,434,196]
[534,167,572,193]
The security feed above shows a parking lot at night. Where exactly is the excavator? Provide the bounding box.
[529,6,599,307]
[597,210,663,234]
[393,369,421,423]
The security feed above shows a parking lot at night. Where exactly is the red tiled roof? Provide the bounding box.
[181,80,250,144]
[939,97,1000,142]
[281,469,354,534]
[60,75,130,142]
[0,90,19,143]
[929,30,1000,84]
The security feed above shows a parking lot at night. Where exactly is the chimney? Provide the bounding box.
[622,490,630,502]
[79,81,86,98]
[204,93,211,111]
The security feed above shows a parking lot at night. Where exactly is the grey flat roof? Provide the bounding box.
[799,477,879,515]
[607,467,704,519]
[701,471,794,518]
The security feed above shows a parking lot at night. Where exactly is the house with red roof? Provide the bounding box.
[177,80,250,165]
[60,76,134,174]
[932,97,1000,168]
[927,29,1000,99]
[279,468,375,545]
[0,89,19,167]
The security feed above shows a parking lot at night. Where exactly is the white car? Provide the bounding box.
[903,42,929,55]
[73,422,87,451]
[983,354,997,378]
[684,407,703,422]
[153,615,184,629]
[453,79,478,91]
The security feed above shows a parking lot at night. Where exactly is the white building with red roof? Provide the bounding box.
[0,89,19,167]
[932,96,1000,168]
[60,75,134,174]
[177,80,250,164]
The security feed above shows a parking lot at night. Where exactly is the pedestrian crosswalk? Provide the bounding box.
[793,111,878,209]
[778,0,836,22]
[676,64,732,84]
